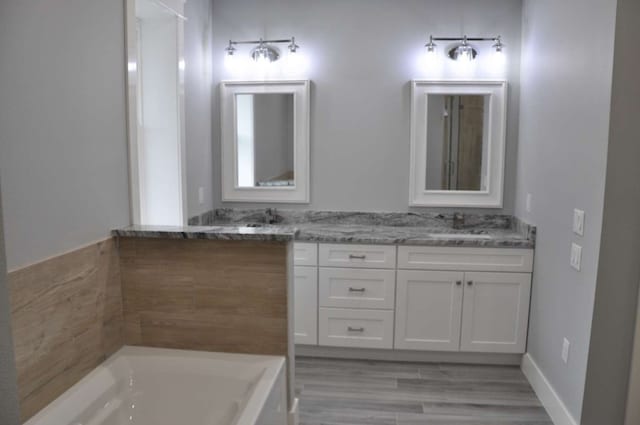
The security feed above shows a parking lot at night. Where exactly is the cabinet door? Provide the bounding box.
[294,266,318,345]
[394,270,464,351]
[460,272,531,353]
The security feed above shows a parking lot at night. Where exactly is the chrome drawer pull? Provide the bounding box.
[347,326,365,332]
[349,254,366,260]
[348,287,366,293]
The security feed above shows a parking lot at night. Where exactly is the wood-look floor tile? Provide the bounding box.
[296,357,553,425]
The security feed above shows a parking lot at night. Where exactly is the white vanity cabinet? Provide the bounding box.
[394,270,464,351]
[395,246,534,354]
[317,244,397,349]
[459,272,532,353]
[293,243,318,345]
[293,242,534,355]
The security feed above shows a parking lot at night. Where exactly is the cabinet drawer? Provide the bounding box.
[293,243,318,266]
[398,246,534,273]
[319,308,394,349]
[319,244,396,269]
[319,268,395,309]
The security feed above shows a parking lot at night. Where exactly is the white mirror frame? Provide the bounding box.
[409,80,507,208]
[220,80,310,203]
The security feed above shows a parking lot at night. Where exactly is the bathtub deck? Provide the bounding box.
[295,357,552,425]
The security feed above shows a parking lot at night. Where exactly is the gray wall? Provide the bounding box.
[514,0,618,420]
[204,0,522,214]
[0,0,131,270]
[185,0,215,218]
[581,0,640,422]
[0,177,20,425]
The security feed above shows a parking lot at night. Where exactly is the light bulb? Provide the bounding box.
[457,44,473,63]
[224,52,237,71]
[493,48,506,67]
[492,37,505,67]
[224,41,237,72]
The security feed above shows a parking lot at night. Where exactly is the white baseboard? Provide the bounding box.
[288,397,299,425]
[521,353,578,425]
[296,345,522,365]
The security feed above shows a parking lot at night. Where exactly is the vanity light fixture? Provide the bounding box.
[224,36,300,64]
[425,35,504,62]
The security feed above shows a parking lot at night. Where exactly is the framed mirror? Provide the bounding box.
[221,80,310,203]
[409,80,507,208]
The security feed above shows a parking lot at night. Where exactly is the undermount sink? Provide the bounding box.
[429,233,492,240]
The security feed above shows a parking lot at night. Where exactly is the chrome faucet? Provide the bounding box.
[452,212,465,230]
[264,208,279,224]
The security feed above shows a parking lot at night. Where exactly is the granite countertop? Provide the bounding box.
[292,223,533,248]
[116,210,535,248]
[112,224,297,242]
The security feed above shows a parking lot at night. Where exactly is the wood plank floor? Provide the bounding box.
[295,357,552,425]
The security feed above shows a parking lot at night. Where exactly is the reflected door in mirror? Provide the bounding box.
[426,95,488,191]
[236,93,295,188]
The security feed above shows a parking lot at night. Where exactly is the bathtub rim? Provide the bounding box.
[23,345,286,425]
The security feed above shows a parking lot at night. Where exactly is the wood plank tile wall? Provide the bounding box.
[8,238,123,421]
[119,238,289,356]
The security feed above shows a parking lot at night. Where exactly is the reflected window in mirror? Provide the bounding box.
[426,95,489,191]
[236,93,295,188]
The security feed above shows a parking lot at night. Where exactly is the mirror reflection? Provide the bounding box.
[426,94,489,191]
[236,93,295,188]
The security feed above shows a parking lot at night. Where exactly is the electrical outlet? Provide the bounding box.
[562,338,570,364]
[570,243,582,271]
[198,187,205,205]
[573,209,585,236]
[526,193,533,213]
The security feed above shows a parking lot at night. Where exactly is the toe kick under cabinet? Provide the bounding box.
[293,243,534,354]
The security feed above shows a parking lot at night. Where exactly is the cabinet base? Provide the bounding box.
[295,345,523,365]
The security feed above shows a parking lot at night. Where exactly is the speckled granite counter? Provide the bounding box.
[126,209,535,248]
[112,224,297,242]
[291,223,533,248]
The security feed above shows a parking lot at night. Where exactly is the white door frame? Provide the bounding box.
[124,0,188,225]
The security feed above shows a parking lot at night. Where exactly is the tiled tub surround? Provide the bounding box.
[119,238,289,355]
[184,209,536,248]
[8,235,291,422]
[8,239,123,421]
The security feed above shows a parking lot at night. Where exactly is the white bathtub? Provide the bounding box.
[25,346,287,425]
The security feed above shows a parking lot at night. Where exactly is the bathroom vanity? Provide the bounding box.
[194,209,537,361]
[294,242,533,354]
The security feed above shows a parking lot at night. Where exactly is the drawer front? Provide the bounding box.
[319,244,397,269]
[319,308,394,349]
[398,246,534,273]
[319,268,396,309]
[293,243,318,266]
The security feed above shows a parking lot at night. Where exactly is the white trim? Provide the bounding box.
[409,80,507,208]
[220,80,311,203]
[295,345,523,365]
[521,353,578,425]
[288,397,299,425]
[124,0,141,224]
[125,0,188,225]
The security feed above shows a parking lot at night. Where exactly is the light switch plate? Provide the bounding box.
[570,243,582,271]
[526,193,533,213]
[573,209,585,236]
